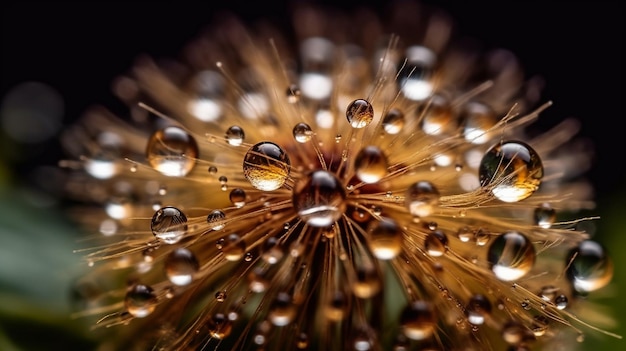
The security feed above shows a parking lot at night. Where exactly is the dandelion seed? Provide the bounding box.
[61,2,619,350]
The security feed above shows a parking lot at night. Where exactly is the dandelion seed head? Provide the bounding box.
[60,2,619,350]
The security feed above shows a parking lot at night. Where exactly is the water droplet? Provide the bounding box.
[382,108,405,134]
[125,284,157,318]
[243,141,291,191]
[346,99,374,128]
[521,299,531,310]
[261,237,284,264]
[531,315,549,337]
[206,312,232,339]
[206,210,226,230]
[534,203,556,229]
[555,294,568,310]
[419,94,453,136]
[461,102,496,144]
[400,301,436,340]
[293,170,346,227]
[222,234,246,261]
[248,267,269,293]
[151,206,188,244]
[164,248,199,286]
[538,285,558,302]
[479,141,543,202]
[105,197,132,220]
[215,290,227,302]
[488,231,535,281]
[296,332,308,349]
[457,226,474,243]
[425,230,448,257]
[566,240,613,293]
[208,166,218,174]
[268,292,295,326]
[229,188,247,208]
[465,294,491,325]
[405,181,439,217]
[325,291,348,321]
[225,125,245,146]
[368,218,403,260]
[354,146,388,183]
[501,321,525,345]
[475,229,490,246]
[352,267,381,298]
[84,154,120,179]
[146,126,198,177]
[398,46,436,101]
[292,122,314,143]
[286,84,301,103]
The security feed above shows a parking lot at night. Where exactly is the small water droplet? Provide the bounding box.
[222,234,246,261]
[208,166,218,174]
[229,188,247,208]
[354,146,388,183]
[400,301,436,340]
[382,108,405,134]
[488,231,535,281]
[465,294,491,325]
[225,125,245,146]
[368,218,403,260]
[146,126,198,177]
[165,247,199,286]
[346,99,374,128]
[286,84,301,103]
[215,290,227,302]
[151,206,188,244]
[419,94,453,136]
[457,226,474,243]
[531,315,549,337]
[534,203,556,229]
[566,240,613,293]
[425,230,448,257]
[479,141,543,202]
[555,294,568,310]
[125,284,157,318]
[352,267,381,298]
[462,101,496,144]
[268,292,295,326]
[206,312,232,339]
[293,170,346,227]
[293,123,313,143]
[405,181,439,217]
[206,210,226,230]
[243,141,291,191]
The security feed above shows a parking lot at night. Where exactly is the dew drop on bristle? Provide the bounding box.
[150,206,188,244]
[534,203,556,229]
[225,125,245,146]
[405,181,440,217]
[354,146,388,183]
[398,46,436,101]
[207,313,233,339]
[566,240,613,293]
[555,294,568,310]
[425,230,448,257]
[382,108,405,134]
[479,141,543,202]
[419,94,453,136]
[368,218,403,260]
[346,99,374,128]
[229,188,247,208]
[465,294,491,325]
[125,284,158,318]
[164,247,200,286]
[293,170,346,227]
[293,122,313,143]
[461,101,496,144]
[206,209,226,230]
[400,301,436,340]
[243,141,291,191]
[268,292,296,326]
[146,126,198,177]
[222,234,246,261]
[487,231,535,281]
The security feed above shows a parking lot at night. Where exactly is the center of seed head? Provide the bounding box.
[292,169,346,227]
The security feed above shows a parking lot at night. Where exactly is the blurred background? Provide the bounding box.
[1,1,623,350]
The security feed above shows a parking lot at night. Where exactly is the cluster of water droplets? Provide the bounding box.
[63,4,617,351]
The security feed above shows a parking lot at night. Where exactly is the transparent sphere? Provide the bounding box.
[534,203,556,229]
[124,284,158,318]
[225,125,245,146]
[243,141,291,191]
[354,146,388,183]
[151,206,188,244]
[382,108,405,134]
[346,99,374,128]
[465,294,491,325]
[487,231,535,281]
[293,170,346,227]
[479,140,543,202]
[400,301,436,340]
[367,218,403,260]
[293,122,313,143]
[405,181,439,217]
[164,247,200,286]
[146,126,198,177]
[206,210,226,230]
[566,240,613,293]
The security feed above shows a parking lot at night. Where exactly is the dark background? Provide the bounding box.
[2,0,624,206]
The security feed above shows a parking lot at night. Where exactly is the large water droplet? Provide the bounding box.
[346,99,374,128]
[400,301,436,340]
[293,170,346,227]
[368,218,403,260]
[479,141,543,202]
[243,141,291,191]
[151,206,188,244]
[125,284,157,318]
[405,181,439,217]
[354,146,388,183]
[146,126,198,177]
[566,240,613,293]
[488,231,535,281]
[165,248,199,286]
